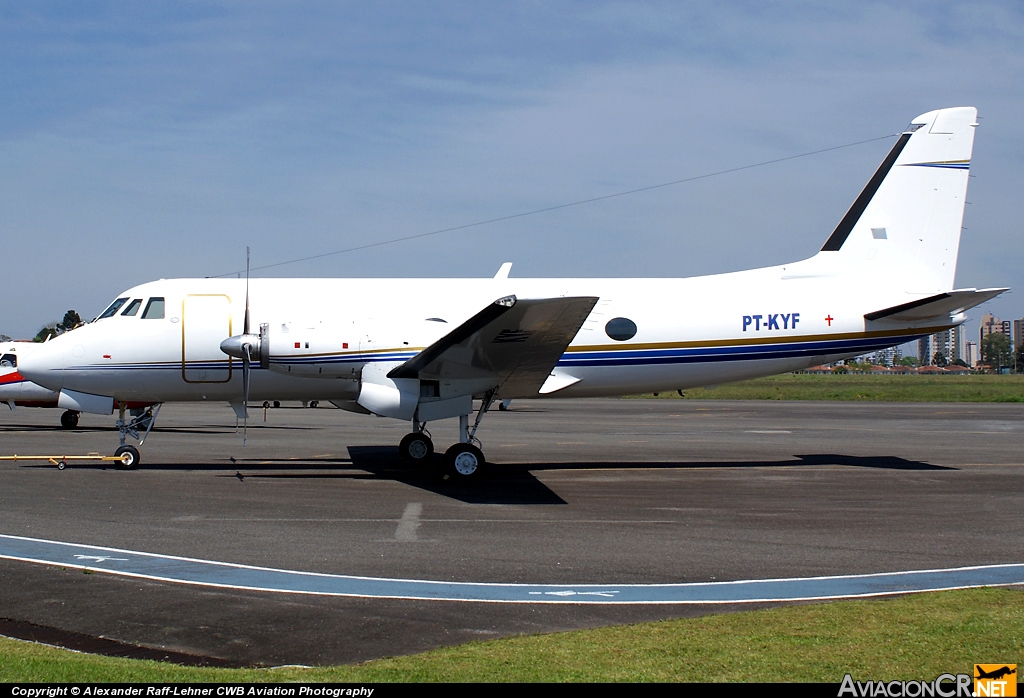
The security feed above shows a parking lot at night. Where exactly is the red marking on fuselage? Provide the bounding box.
[0,371,26,386]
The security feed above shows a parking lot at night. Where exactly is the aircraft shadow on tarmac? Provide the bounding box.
[16,449,950,505]
[526,453,954,472]
[220,448,950,504]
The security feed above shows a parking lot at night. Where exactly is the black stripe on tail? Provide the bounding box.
[820,132,912,252]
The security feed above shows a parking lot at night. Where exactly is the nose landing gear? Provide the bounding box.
[112,403,161,470]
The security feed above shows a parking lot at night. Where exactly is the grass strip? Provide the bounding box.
[2,587,1021,682]
[642,374,1024,402]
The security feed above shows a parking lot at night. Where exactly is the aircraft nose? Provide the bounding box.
[17,341,66,391]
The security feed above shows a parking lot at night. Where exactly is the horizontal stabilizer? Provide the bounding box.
[389,294,598,398]
[864,288,1007,323]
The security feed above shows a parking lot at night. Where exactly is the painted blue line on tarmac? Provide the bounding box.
[2,534,1022,604]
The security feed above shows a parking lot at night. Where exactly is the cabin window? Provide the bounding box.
[142,297,165,319]
[121,299,143,316]
[98,298,129,319]
[605,317,638,341]
[0,354,15,368]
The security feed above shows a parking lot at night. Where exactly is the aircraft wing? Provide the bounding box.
[864,288,1008,323]
[388,294,599,397]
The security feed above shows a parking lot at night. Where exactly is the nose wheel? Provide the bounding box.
[114,445,140,470]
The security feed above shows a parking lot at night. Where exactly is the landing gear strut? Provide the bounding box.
[113,404,161,470]
[443,391,497,481]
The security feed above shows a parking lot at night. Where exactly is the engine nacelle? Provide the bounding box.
[355,362,477,422]
[262,320,363,379]
[356,362,419,420]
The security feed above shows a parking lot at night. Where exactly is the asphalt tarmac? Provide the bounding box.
[1,398,1022,666]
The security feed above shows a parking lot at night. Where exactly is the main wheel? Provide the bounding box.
[114,445,140,470]
[444,443,486,480]
[399,432,434,464]
[60,410,80,429]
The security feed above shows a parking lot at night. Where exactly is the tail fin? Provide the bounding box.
[818,107,977,293]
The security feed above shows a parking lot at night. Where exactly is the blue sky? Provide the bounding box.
[2,2,1022,344]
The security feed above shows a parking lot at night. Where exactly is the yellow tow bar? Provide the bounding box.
[0,453,132,470]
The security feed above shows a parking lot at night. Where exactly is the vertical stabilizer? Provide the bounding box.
[818,107,977,293]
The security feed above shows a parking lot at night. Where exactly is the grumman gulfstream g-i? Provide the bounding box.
[18,107,1006,478]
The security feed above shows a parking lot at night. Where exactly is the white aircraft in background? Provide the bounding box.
[18,107,1006,478]
[0,341,81,428]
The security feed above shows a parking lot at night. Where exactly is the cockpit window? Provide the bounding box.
[0,354,15,368]
[121,299,143,317]
[98,298,129,319]
[142,297,165,319]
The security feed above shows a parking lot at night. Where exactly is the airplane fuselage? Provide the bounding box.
[24,263,949,406]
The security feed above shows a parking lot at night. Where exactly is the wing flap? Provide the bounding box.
[865,288,1008,322]
[389,295,599,397]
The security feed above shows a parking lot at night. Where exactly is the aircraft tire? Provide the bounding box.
[399,432,434,465]
[60,410,80,430]
[445,443,485,480]
[114,445,141,470]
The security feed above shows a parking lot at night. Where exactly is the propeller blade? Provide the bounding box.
[242,343,251,446]
[243,246,251,336]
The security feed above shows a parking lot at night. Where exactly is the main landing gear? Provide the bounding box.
[60,409,80,430]
[398,393,496,481]
[399,427,434,464]
[111,404,161,470]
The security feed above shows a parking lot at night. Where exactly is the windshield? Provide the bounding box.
[142,297,165,319]
[121,299,143,316]
[97,297,129,320]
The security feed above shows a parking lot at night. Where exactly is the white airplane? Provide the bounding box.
[18,107,1006,478]
[0,341,81,428]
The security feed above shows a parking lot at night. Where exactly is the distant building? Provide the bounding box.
[965,340,978,368]
[1014,318,1023,350]
[980,313,1012,345]
[856,346,902,367]
[919,325,965,365]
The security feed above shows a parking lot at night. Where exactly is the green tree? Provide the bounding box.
[0,334,10,342]
[33,324,58,342]
[899,356,919,367]
[932,352,948,367]
[32,309,82,342]
[59,310,82,332]
[981,333,1011,371]
[1016,345,1024,373]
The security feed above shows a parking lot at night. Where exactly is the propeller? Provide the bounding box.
[219,247,262,445]
[241,247,251,443]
